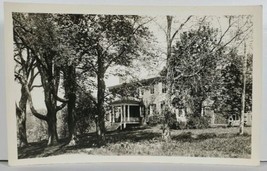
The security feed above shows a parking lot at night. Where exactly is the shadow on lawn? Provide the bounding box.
[18,128,161,159]
[18,127,251,159]
[18,139,69,159]
[61,129,161,151]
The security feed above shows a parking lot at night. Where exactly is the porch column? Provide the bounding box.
[123,105,126,128]
[127,105,130,121]
[139,106,143,125]
[112,106,115,123]
[120,105,123,130]
[201,107,204,117]
[182,109,185,117]
[109,109,112,123]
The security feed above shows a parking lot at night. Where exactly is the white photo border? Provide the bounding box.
[4,2,262,166]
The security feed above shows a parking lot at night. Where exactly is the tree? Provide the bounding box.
[75,86,97,135]
[13,13,67,146]
[159,16,193,108]
[168,16,253,126]
[66,14,154,144]
[14,42,39,147]
[170,25,221,115]
[13,13,44,147]
[215,48,252,133]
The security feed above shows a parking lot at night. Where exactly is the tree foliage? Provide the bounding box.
[214,51,253,118]
[170,25,221,115]
[168,15,253,125]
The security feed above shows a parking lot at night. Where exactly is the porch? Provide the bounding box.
[109,99,144,129]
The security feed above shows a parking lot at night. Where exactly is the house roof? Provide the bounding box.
[110,99,141,105]
[108,76,165,91]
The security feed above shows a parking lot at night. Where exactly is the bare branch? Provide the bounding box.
[53,92,69,103]
[56,102,67,112]
[30,85,43,91]
[170,15,193,43]
[152,18,167,36]
[218,24,253,52]
[14,57,22,65]
[26,84,47,121]
[215,16,234,47]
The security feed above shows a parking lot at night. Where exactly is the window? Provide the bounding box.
[232,114,239,121]
[150,104,156,115]
[162,82,167,93]
[233,115,236,120]
[160,102,165,110]
[150,84,154,94]
[141,88,144,95]
[160,101,165,113]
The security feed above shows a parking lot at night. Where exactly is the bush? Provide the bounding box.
[147,115,164,126]
[214,114,227,124]
[178,121,187,129]
[162,107,187,130]
[187,115,210,129]
[165,112,178,129]
[176,131,192,140]
[197,133,217,140]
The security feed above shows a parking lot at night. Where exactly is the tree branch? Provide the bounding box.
[173,66,205,81]
[152,18,167,36]
[103,17,154,70]
[56,102,67,112]
[30,85,43,91]
[76,83,97,106]
[217,24,253,52]
[170,15,193,43]
[53,92,69,103]
[25,83,47,121]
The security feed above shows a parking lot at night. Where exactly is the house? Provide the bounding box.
[108,76,168,129]
[107,76,194,128]
[107,76,237,128]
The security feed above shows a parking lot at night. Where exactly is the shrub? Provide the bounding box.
[147,115,163,126]
[176,131,192,140]
[187,115,210,129]
[165,112,179,129]
[197,133,217,140]
[214,114,227,124]
[161,107,188,130]
[178,121,187,129]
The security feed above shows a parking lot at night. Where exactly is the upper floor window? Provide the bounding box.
[160,101,165,112]
[150,104,156,115]
[150,84,154,94]
[162,82,167,93]
[141,88,144,95]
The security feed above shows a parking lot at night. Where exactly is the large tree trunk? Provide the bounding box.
[16,84,29,147]
[65,66,77,146]
[96,55,106,145]
[16,86,28,147]
[240,43,247,135]
[43,83,59,146]
[166,16,173,108]
[46,108,58,146]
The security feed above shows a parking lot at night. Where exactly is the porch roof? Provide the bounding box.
[110,99,141,105]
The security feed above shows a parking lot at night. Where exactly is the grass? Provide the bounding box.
[18,126,251,159]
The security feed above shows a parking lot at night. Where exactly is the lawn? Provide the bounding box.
[18,125,251,159]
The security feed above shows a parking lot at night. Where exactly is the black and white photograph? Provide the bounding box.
[4,3,262,166]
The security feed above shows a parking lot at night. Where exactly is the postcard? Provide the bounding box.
[4,2,262,166]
